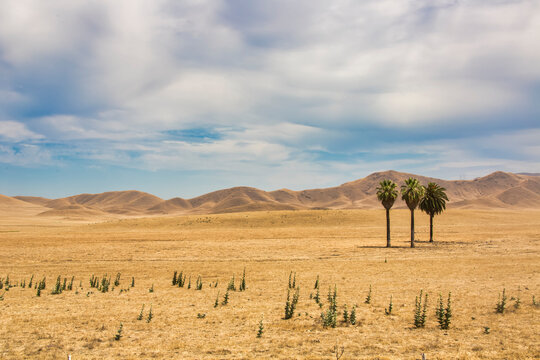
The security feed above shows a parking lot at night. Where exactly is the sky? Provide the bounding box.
[1,0,539,199]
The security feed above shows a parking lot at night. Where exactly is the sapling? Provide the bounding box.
[342,304,349,323]
[314,275,319,290]
[149,284,154,293]
[131,277,135,287]
[147,305,153,323]
[28,275,34,289]
[214,291,220,308]
[172,271,178,286]
[114,273,121,287]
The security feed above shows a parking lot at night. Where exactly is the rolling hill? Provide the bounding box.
[5,171,540,218]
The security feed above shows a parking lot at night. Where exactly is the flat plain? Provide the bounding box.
[0,209,539,359]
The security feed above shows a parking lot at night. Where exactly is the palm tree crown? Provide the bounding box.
[376,180,398,210]
[419,182,448,216]
[401,178,425,210]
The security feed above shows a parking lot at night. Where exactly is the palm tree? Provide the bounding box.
[401,178,425,248]
[376,180,398,247]
[419,182,448,243]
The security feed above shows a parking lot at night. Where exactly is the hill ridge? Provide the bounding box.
[7,170,540,217]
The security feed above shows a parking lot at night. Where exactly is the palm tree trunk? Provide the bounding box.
[429,214,433,242]
[410,209,415,248]
[386,208,391,248]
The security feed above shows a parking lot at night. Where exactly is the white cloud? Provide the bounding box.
[0,121,42,141]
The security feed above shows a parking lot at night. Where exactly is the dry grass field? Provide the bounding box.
[0,209,539,359]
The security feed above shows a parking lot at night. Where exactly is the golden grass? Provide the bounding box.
[0,209,539,359]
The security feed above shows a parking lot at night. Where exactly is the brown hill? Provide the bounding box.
[9,171,540,217]
[0,194,48,216]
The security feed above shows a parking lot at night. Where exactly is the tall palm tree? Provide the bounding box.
[376,179,398,248]
[401,178,425,248]
[419,182,448,243]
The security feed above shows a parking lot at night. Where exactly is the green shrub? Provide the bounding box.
[222,289,230,305]
[257,317,264,338]
[350,305,357,325]
[137,304,145,320]
[365,284,372,304]
[414,290,428,328]
[436,292,452,329]
[385,295,393,315]
[147,305,153,323]
[321,285,337,328]
[288,272,296,289]
[284,287,300,319]
[495,288,507,313]
[227,275,236,291]
[239,268,246,292]
[114,323,123,341]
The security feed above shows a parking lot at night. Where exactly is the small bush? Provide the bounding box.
[147,305,153,323]
[495,288,507,313]
[222,289,230,305]
[214,291,220,308]
[385,295,393,315]
[227,275,236,291]
[137,304,145,320]
[436,292,452,330]
[365,284,372,304]
[239,268,246,292]
[284,287,300,320]
[414,290,428,328]
[350,305,357,325]
[256,317,264,338]
[114,323,123,341]
[321,285,337,328]
[288,271,296,289]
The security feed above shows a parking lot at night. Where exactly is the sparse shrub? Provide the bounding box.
[28,275,34,289]
[350,305,357,325]
[414,290,428,328]
[172,271,178,286]
[67,276,74,291]
[239,268,246,291]
[321,285,337,328]
[196,276,203,291]
[314,275,319,290]
[214,280,218,288]
[256,317,264,338]
[365,284,372,304]
[114,273,121,287]
[483,326,490,334]
[149,284,154,293]
[222,289,230,305]
[137,304,145,320]
[187,276,191,289]
[214,291,220,308]
[177,272,186,287]
[284,287,300,320]
[147,305,153,323]
[36,287,41,297]
[21,279,26,288]
[114,323,123,341]
[333,342,345,360]
[342,304,349,323]
[288,272,296,289]
[62,277,67,291]
[52,275,62,295]
[227,275,236,291]
[314,287,321,306]
[495,288,507,313]
[436,292,452,330]
[385,295,393,315]
[197,313,206,319]
[131,277,135,287]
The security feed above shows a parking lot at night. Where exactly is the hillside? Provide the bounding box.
[7,171,540,217]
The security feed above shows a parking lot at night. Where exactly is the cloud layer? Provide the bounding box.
[1,0,539,197]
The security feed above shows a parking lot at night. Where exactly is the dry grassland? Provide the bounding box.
[0,209,539,359]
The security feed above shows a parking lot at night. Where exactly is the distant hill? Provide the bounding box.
[6,171,540,217]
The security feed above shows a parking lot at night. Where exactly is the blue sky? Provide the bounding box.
[1,0,539,199]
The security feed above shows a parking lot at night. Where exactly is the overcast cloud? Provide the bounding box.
[1,0,539,198]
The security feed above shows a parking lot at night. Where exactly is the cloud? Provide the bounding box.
[0,0,539,194]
